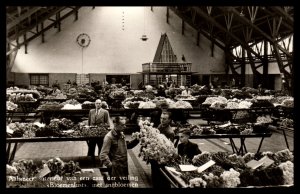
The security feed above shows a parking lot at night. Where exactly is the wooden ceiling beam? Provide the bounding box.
[7,7,43,30]
[192,6,264,61]
[7,7,69,41]
[169,7,226,50]
[270,6,293,26]
[227,7,292,58]
[6,7,81,55]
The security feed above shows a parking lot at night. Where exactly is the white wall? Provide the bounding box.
[12,6,225,74]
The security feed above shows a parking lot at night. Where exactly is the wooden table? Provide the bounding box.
[202,107,276,123]
[174,133,272,156]
[6,136,105,164]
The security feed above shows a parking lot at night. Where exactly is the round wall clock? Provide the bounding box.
[76,33,91,47]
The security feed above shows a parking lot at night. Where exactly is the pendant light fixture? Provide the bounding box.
[141,7,148,41]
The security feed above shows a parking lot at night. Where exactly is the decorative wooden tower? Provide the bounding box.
[141,33,194,87]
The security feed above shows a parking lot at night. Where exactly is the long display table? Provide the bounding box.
[6,136,104,164]
[174,133,272,156]
[160,165,293,188]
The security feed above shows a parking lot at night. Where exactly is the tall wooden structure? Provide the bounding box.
[141,33,195,86]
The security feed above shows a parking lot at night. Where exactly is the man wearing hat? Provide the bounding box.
[177,128,202,160]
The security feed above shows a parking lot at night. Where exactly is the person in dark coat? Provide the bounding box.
[100,116,139,187]
[157,85,166,97]
[177,128,202,160]
[87,99,111,156]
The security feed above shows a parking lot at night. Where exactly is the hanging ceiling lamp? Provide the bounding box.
[141,34,148,41]
[141,7,148,41]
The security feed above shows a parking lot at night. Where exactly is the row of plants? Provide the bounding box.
[133,120,293,188]
[7,119,110,138]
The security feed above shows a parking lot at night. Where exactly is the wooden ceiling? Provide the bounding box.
[6,6,293,55]
[169,6,293,49]
[6,6,294,93]
[6,6,82,55]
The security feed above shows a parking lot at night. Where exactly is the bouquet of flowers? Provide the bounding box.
[278,161,294,185]
[220,168,241,188]
[137,120,177,165]
[169,100,193,109]
[202,96,227,105]
[109,89,126,99]
[7,101,18,111]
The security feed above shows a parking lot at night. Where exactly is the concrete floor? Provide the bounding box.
[9,119,294,188]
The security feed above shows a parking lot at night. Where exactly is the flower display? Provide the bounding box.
[10,159,39,178]
[202,96,227,105]
[220,168,241,188]
[189,177,207,188]
[202,173,224,188]
[278,161,294,185]
[242,152,255,163]
[138,101,156,109]
[240,128,253,135]
[256,115,273,124]
[6,164,18,176]
[7,89,41,103]
[274,149,294,163]
[137,120,177,165]
[37,101,64,110]
[122,97,148,109]
[7,101,18,111]
[168,150,293,188]
[190,125,203,135]
[152,97,175,109]
[7,122,41,138]
[279,118,293,128]
[61,104,82,110]
[192,151,212,166]
[145,85,153,92]
[169,100,193,109]
[225,101,239,109]
[109,89,126,99]
[45,93,67,99]
[281,98,294,108]
[255,96,274,101]
[210,101,227,109]
[238,100,252,109]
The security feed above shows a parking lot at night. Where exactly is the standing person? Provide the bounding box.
[157,85,166,97]
[213,85,222,95]
[87,99,111,156]
[51,85,61,96]
[121,78,127,86]
[181,85,191,96]
[258,84,265,95]
[151,111,175,188]
[72,81,77,86]
[99,116,139,187]
[231,78,236,88]
[52,80,60,89]
[177,128,202,161]
[157,111,175,142]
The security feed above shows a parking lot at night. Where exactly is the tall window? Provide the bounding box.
[30,74,49,86]
[76,74,90,85]
[106,75,130,85]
